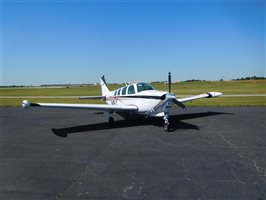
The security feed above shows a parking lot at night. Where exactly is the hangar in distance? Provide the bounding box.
[22,73,222,131]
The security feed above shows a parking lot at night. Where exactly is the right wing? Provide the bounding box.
[22,100,138,112]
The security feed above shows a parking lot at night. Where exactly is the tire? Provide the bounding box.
[164,122,170,132]
[109,117,115,128]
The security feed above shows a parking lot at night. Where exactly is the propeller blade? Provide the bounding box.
[173,99,187,109]
[153,98,169,111]
[168,72,171,93]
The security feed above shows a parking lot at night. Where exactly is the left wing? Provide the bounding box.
[152,92,222,112]
[177,92,223,103]
[22,100,138,112]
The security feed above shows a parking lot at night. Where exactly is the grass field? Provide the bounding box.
[1,80,265,107]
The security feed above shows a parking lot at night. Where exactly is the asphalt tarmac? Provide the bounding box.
[1,107,265,200]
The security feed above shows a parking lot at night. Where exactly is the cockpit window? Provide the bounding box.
[137,82,155,93]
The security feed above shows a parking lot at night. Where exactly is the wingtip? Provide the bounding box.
[22,100,30,109]
[213,92,223,97]
[207,92,223,98]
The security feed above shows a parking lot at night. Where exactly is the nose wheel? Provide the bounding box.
[163,114,171,132]
[164,122,171,132]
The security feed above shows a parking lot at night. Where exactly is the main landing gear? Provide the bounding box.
[109,116,115,128]
[105,111,115,128]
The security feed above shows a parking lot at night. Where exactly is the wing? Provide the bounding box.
[22,100,138,112]
[177,92,223,103]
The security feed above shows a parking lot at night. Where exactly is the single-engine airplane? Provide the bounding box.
[22,73,222,131]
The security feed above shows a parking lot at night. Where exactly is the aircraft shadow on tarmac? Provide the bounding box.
[52,111,231,137]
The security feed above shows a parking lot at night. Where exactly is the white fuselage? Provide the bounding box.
[105,82,168,115]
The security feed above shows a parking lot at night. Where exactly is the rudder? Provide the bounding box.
[100,76,110,96]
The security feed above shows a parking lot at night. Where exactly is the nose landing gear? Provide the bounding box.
[163,114,172,132]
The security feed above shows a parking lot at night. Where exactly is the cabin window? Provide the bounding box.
[114,90,117,96]
[137,82,155,92]
[122,86,127,95]
[117,89,121,96]
[127,85,135,94]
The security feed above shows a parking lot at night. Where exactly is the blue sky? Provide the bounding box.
[1,0,265,85]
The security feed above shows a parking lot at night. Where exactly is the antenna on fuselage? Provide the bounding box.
[168,72,171,93]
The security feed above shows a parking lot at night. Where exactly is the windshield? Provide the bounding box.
[137,82,155,93]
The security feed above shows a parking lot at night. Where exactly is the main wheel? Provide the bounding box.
[109,117,115,128]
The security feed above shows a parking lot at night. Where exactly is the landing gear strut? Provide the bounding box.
[163,114,171,132]
[104,111,115,128]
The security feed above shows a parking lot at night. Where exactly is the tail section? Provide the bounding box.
[100,76,110,96]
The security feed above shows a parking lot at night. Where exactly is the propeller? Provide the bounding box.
[168,72,171,93]
[168,72,186,109]
[173,98,187,109]
[153,72,187,111]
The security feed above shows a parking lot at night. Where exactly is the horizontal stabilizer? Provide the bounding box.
[79,96,105,100]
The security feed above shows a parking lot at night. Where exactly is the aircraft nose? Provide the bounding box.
[160,92,175,100]
[165,93,176,99]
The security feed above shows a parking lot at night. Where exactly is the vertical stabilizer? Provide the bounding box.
[100,76,110,96]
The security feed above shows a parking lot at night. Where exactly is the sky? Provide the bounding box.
[1,0,265,85]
